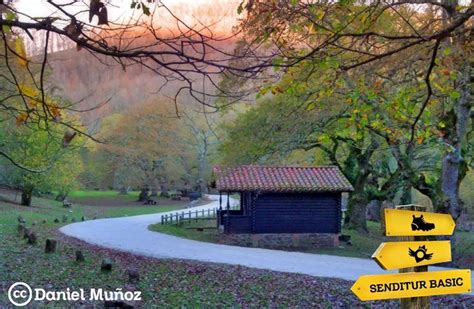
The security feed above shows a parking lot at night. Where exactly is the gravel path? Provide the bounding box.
[60,195,473,290]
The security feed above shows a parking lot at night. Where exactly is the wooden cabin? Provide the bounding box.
[214,165,353,240]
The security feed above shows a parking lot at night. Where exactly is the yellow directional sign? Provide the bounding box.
[351,269,471,301]
[372,240,451,270]
[384,209,455,236]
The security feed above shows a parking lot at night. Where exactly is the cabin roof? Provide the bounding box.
[214,165,354,193]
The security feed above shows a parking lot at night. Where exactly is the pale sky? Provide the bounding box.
[15,0,242,55]
[15,0,241,31]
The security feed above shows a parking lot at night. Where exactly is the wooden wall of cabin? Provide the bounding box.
[252,192,342,234]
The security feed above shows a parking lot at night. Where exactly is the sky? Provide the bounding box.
[15,0,242,55]
[15,0,241,32]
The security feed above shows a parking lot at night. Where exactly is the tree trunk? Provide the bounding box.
[160,179,170,197]
[118,187,128,195]
[55,187,69,201]
[137,188,149,202]
[347,193,369,232]
[346,167,370,232]
[21,186,33,206]
[439,47,472,219]
[343,139,378,233]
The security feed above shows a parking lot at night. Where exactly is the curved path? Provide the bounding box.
[61,195,473,286]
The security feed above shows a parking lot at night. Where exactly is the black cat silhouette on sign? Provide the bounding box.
[408,245,434,263]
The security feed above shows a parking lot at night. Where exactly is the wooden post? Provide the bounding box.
[396,204,429,309]
[219,192,222,211]
[225,192,230,234]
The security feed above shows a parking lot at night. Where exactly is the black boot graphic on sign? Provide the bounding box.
[411,215,435,231]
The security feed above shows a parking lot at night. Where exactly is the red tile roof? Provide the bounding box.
[214,165,353,193]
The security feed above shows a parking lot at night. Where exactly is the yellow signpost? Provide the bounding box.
[351,269,472,301]
[352,205,472,307]
[384,208,455,236]
[372,240,452,270]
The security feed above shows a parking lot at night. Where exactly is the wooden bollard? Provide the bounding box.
[75,250,85,262]
[127,267,140,283]
[45,239,57,253]
[397,204,429,309]
[26,231,37,245]
[101,258,113,272]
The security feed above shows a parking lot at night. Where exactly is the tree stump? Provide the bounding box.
[45,239,57,253]
[101,258,113,271]
[127,267,140,283]
[75,250,85,262]
[26,231,37,245]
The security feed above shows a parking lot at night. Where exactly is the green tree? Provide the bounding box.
[0,114,84,206]
[235,0,473,220]
[82,100,216,197]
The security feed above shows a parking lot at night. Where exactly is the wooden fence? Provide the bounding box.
[161,206,238,225]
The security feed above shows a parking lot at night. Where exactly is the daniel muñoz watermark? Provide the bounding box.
[8,282,142,306]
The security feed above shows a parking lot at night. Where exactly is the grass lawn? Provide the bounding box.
[149,219,221,243]
[150,219,384,258]
[63,190,190,210]
[67,190,139,199]
[1,191,473,307]
[0,191,182,222]
[0,193,386,308]
[151,219,474,269]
